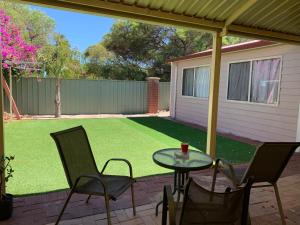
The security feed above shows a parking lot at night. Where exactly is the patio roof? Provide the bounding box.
[19,0,300,45]
[1,0,299,192]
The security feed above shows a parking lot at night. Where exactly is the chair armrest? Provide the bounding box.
[215,158,238,185]
[74,174,107,192]
[162,185,176,225]
[100,158,133,178]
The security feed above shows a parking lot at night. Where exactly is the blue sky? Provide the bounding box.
[31,6,115,52]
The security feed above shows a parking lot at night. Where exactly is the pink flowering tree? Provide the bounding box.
[0,10,37,70]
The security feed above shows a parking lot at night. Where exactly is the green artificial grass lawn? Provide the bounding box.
[4,117,256,195]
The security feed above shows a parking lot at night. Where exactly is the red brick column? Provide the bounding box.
[147,77,160,114]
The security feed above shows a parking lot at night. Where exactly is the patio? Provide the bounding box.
[1,153,300,225]
[1,1,300,225]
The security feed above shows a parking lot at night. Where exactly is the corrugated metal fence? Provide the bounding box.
[159,82,170,110]
[4,77,170,115]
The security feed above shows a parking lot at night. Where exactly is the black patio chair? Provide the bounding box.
[162,177,253,225]
[50,126,136,225]
[211,142,300,225]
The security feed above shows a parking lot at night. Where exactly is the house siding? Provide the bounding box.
[171,44,300,142]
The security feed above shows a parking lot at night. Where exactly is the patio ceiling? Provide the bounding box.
[19,0,300,45]
[0,0,299,192]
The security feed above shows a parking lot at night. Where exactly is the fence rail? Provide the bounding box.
[4,77,170,115]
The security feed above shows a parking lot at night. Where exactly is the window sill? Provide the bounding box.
[180,95,209,101]
[225,99,279,107]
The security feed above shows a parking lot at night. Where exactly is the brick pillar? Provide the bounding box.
[147,77,160,114]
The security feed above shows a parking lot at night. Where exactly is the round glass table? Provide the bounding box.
[152,148,213,215]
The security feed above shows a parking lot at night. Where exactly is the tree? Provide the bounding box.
[0,9,37,69]
[90,20,250,81]
[42,33,82,117]
[103,21,168,66]
[0,1,57,77]
[149,29,213,80]
[0,1,55,47]
[0,1,56,78]
[97,21,169,80]
[84,43,113,79]
[163,29,212,57]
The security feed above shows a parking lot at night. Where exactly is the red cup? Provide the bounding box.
[181,143,189,153]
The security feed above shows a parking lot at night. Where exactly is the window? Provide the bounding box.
[227,57,281,104]
[182,66,210,98]
[227,62,250,101]
[195,67,210,98]
[182,68,194,96]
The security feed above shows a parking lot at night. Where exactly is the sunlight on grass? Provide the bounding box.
[5,117,256,195]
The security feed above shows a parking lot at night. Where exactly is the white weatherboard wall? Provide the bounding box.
[170,44,300,142]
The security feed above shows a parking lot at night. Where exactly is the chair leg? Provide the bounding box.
[85,195,92,203]
[55,190,74,225]
[211,166,218,192]
[273,183,286,225]
[104,194,112,225]
[161,187,168,225]
[131,183,136,216]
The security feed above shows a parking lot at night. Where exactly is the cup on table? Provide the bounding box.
[181,143,189,154]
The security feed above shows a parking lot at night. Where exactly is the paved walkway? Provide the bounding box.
[19,111,170,120]
[44,172,300,225]
[1,153,300,225]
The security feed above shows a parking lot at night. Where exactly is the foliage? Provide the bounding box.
[163,28,212,57]
[0,2,83,78]
[103,21,168,66]
[42,33,82,78]
[84,42,113,64]
[222,36,250,46]
[96,58,147,80]
[86,20,250,81]
[0,155,15,198]
[84,43,114,78]
[0,1,55,47]
[0,1,56,76]
[0,9,37,69]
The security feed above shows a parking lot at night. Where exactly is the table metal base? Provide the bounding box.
[155,171,189,216]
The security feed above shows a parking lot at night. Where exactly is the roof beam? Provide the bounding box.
[19,0,300,45]
[228,24,300,45]
[19,0,223,32]
[222,0,257,35]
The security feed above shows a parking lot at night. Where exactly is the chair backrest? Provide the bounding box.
[179,178,253,225]
[242,142,300,184]
[50,126,99,188]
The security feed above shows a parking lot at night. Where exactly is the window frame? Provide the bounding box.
[181,65,211,100]
[226,55,283,107]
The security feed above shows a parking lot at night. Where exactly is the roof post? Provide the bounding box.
[206,32,222,159]
[0,52,5,194]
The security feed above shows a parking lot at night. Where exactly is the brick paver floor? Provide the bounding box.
[47,174,300,225]
[1,153,300,225]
